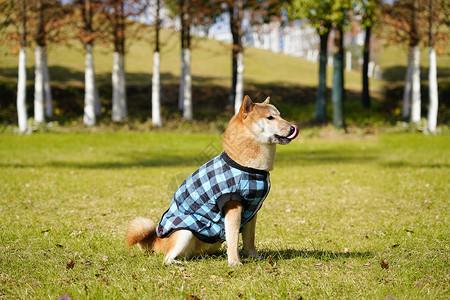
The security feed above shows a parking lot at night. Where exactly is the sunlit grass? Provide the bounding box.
[0,131,448,299]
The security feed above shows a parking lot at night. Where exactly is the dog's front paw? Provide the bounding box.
[228,260,243,266]
[164,257,184,265]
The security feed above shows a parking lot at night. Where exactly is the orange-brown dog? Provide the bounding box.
[126,96,299,265]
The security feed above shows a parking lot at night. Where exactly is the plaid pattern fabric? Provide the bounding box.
[157,152,270,244]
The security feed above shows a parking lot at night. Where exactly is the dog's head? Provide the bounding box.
[239,95,299,145]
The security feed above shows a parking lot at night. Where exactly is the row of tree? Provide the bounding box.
[1,0,146,131]
[381,0,448,133]
[290,0,447,133]
[0,0,447,133]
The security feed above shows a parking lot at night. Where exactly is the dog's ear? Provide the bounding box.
[240,95,254,116]
[263,97,270,104]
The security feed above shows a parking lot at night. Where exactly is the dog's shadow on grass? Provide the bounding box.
[191,248,373,264]
[257,248,373,261]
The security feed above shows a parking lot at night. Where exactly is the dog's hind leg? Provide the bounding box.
[164,230,196,264]
[224,201,243,266]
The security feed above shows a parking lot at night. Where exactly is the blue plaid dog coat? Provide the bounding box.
[157,152,270,244]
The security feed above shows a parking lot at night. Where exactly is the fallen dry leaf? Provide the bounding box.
[380,259,389,269]
[182,272,194,279]
[413,281,423,287]
[33,281,42,287]
[186,296,201,300]
[66,259,75,269]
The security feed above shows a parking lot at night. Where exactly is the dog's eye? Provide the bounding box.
[267,116,274,120]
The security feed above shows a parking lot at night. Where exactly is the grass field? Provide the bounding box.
[0,130,448,299]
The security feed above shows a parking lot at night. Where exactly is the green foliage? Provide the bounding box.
[287,0,333,34]
[0,131,449,299]
[355,0,380,29]
[287,0,353,33]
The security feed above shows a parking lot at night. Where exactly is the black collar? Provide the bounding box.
[221,152,269,176]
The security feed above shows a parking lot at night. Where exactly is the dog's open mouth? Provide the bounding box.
[275,125,299,145]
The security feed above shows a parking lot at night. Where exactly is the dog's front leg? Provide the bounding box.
[242,214,258,259]
[224,201,243,266]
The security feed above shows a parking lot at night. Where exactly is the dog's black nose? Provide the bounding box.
[288,126,296,136]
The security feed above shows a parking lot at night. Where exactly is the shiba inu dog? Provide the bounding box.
[126,96,299,266]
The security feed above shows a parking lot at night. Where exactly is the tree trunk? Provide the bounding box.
[427,47,438,133]
[410,45,421,123]
[229,49,237,107]
[427,0,438,133]
[229,0,243,110]
[409,0,421,124]
[362,26,371,108]
[178,0,192,120]
[234,51,244,114]
[111,0,126,122]
[17,0,28,133]
[17,47,28,133]
[34,45,45,123]
[83,43,96,126]
[182,48,192,119]
[112,51,127,122]
[43,49,53,118]
[331,28,345,129]
[152,0,162,127]
[152,51,162,127]
[119,54,126,120]
[112,51,120,121]
[314,30,329,121]
[346,51,351,72]
[94,83,101,116]
[402,49,413,118]
[178,49,185,110]
[178,0,192,116]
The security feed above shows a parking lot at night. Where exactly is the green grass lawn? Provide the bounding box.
[0,130,448,299]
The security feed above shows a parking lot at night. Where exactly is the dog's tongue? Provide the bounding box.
[287,124,299,140]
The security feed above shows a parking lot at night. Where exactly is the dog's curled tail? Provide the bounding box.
[126,217,158,249]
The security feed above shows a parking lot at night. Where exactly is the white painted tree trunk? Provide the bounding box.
[34,46,45,123]
[83,44,96,126]
[17,47,28,133]
[152,51,162,127]
[182,48,192,120]
[112,51,128,122]
[427,47,438,133]
[410,45,421,123]
[120,55,127,119]
[42,49,53,118]
[402,49,413,118]
[346,51,351,72]
[94,81,101,116]
[178,49,185,110]
[234,52,244,115]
